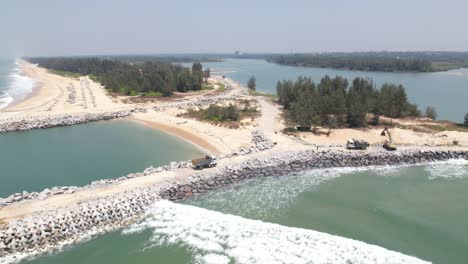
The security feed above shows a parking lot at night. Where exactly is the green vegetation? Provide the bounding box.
[88,74,99,82]
[180,101,259,124]
[50,70,82,78]
[277,76,420,128]
[215,83,226,92]
[465,113,468,127]
[247,76,256,90]
[248,89,277,98]
[203,68,211,83]
[267,52,468,72]
[269,54,432,72]
[185,104,240,122]
[202,84,214,90]
[143,91,162,97]
[425,106,437,120]
[101,54,224,64]
[27,57,205,96]
[431,62,468,71]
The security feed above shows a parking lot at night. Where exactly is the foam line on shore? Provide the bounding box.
[124,200,430,264]
[0,60,36,110]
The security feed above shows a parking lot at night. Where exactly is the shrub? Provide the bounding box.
[425,106,437,120]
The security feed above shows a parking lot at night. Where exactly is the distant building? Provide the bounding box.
[234,50,241,56]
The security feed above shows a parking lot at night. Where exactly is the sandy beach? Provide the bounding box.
[0,61,130,120]
[132,118,222,154]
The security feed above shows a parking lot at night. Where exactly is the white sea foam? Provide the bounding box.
[425,159,468,179]
[187,167,357,219]
[0,94,13,109]
[124,200,430,264]
[0,60,36,109]
[186,161,468,220]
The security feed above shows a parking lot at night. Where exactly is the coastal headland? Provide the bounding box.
[0,61,468,262]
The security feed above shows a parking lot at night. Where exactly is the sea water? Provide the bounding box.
[18,160,468,264]
[0,58,35,109]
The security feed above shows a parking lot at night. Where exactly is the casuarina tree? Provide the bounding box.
[247,76,256,91]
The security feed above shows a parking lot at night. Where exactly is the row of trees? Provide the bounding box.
[277,76,421,128]
[268,54,433,72]
[27,57,206,96]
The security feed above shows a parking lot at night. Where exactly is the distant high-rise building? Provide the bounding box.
[234,50,241,56]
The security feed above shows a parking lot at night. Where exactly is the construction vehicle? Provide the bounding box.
[346,138,369,150]
[192,155,218,170]
[381,127,397,151]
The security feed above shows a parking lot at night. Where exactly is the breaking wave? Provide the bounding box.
[0,94,13,109]
[0,60,36,109]
[186,166,362,219]
[424,159,468,179]
[124,200,429,264]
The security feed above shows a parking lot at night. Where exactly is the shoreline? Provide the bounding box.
[0,60,42,112]
[9,61,43,109]
[130,118,220,155]
[0,60,132,121]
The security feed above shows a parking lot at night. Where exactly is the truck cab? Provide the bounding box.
[192,155,217,170]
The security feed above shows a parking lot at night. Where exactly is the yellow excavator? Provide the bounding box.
[381,127,397,151]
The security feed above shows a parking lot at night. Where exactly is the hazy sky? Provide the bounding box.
[2,0,468,56]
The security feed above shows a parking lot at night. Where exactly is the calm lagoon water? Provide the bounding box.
[0,120,203,197]
[191,59,468,122]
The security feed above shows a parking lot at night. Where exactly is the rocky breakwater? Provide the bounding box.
[0,188,163,261]
[159,149,468,201]
[0,149,467,261]
[0,109,148,133]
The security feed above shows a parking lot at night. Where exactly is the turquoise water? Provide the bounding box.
[22,161,468,264]
[0,120,203,197]
[191,59,468,122]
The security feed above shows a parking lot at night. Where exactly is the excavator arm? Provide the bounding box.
[381,127,397,151]
[381,127,392,143]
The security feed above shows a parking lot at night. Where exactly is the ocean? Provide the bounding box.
[0,58,36,109]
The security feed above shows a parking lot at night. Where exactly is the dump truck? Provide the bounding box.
[346,138,369,150]
[192,155,217,170]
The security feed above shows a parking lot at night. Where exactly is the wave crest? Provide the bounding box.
[124,200,429,264]
[425,159,468,179]
[0,60,36,109]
